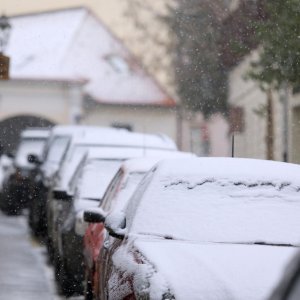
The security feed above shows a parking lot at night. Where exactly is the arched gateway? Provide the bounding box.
[0,115,55,153]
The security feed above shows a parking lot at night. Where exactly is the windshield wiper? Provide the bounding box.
[253,241,295,247]
[136,233,299,247]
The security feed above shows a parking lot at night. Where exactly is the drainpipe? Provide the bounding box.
[280,82,289,162]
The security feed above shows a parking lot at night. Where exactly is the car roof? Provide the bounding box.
[120,152,194,174]
[71,127,177,150]
[20,128,51,139]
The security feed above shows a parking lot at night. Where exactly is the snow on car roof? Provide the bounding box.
[72,127,177,150]
[121,152,195,174]
[50,125,102,136]
[20,128,50,139]
[55,128,177,192]
[86,147,190,163]
[126,157,300,246]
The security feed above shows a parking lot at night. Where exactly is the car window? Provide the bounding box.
[68,154,87,195]
[44,136,70,164]
[287,273,300,300]
[101,169,124,211]
[109,172,146,214]
[75,159,122,201]
[125,167,156,230]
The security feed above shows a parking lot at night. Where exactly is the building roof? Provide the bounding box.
[7,7,175,107]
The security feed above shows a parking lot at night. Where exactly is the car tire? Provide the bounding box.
[57,258,74,296]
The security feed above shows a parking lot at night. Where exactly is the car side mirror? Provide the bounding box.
[83,208,106,223]
[105,211,126,240]
[53,189,72,201]
[27,154,41,165]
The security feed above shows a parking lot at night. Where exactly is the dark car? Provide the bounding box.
[0,128,50,215]
[28,125,87,237]
[57,158,121,296]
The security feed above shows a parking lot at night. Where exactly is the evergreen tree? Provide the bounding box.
[248,0,300,89]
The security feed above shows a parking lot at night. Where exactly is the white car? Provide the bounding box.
[101,157,300,300]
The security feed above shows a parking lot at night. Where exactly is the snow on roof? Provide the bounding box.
[7,8,174,106]
[20,128,50,139]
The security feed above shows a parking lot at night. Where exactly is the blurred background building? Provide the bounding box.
[2,0,298,162]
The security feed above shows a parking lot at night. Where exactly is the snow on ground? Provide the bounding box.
[0,211,83,300]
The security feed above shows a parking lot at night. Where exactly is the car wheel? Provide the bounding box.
[57,258,74,296]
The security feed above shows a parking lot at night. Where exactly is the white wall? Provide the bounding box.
[228,51,288,161]
[179,111,230,157]
[0,79,83,124]
[83,103,178,145]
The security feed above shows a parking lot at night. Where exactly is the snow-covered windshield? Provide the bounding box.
[75,160,122,200]
[128,179,300,246]
[15,138,46,169]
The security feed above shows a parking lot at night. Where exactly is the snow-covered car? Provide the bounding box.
[28,125,102,237]
[57,156,122,295]
[0,128,50,215]
[83,152,193,300]
[46,128,177,292]
[83,158,167,299]
[98,157,300,300]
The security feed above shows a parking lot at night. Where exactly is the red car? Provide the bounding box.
[89,158,300,300]
[83,158,161,299]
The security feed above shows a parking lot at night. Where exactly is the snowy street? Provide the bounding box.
[0,212,82,300]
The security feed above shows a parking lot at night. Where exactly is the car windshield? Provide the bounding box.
[45,136,70,164]
[15,138,46,169]
[75,160,122,200]
[128,178,300,246]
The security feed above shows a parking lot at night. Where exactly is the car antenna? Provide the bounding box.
[231,132,235,158]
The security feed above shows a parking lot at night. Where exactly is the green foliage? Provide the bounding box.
[248,0,300,89]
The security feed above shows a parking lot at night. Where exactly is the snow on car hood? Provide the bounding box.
[134,239,297,300]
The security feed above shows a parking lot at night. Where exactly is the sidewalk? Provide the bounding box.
[0,212,57,300]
